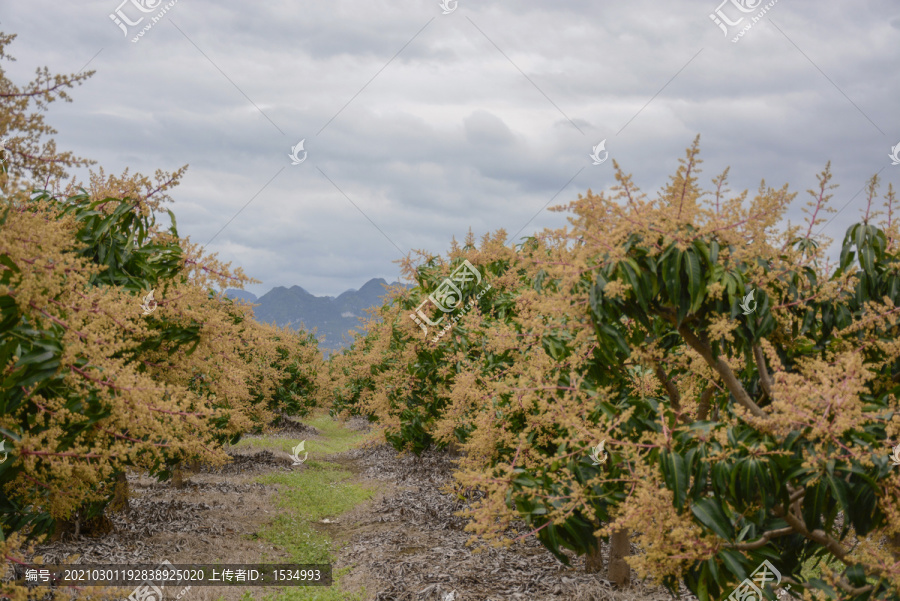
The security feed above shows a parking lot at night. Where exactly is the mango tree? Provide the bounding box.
[452,138,900,599]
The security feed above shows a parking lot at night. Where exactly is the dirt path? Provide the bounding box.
[327,438,692,601]
[15,415,694,601]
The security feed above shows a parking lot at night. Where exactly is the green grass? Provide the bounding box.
[256,460,373,563]
[236,413,375,601]
[232,412,373,457]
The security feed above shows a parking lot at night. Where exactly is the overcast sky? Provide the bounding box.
[1,1,899,297]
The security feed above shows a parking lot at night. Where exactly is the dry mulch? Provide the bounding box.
[13,450,296,601]
[269,414,322,438]
[197,449,298,475]
[332,442,698,601]
[343,416,375,432]
[9,418,699,601]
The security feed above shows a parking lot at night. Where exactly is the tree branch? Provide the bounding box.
[753,344,774,400]
[653,361,682,412]
[773,498,849,563]
[777,488,884,591]
[697,384,716,420]
[676,325,767,418]
[788,485,806,505]
[835,579,874,595]
[725,525,795,550]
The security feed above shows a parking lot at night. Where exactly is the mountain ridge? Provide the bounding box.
[225,278,409,354]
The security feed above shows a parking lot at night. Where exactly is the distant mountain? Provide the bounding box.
[225,279,408,355]
[226,289,257,303]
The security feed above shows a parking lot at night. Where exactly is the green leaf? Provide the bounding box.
[18,367,59,389]
[697,566,710,601]
[855,223,866,255]
[0,253,20,275]
[618,260,644,309]
[740,459,754,499]
[671,451,689,507]
[860,243,875,275]
[97,213,116,238]
[664,249,682,302]
[693,239,711,266]
[691,497,732,540]
[849,484,877,536]
[719,548,747,581]
[825,470,851,515]
[16,350,55,366]
[684,447,698,481]
[707,556,722,589]
[166,208,179,237]
[685,250,702,312]
[724,273,736,306]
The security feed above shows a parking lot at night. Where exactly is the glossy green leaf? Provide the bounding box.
[685,250,702,311]
[691,497,732,540]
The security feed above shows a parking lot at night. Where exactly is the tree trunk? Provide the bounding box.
[51,510,114,541]
[585,539,603,573]
[447,440,463,456]
[172,462,186,488]
[607,528,631,586]
[109,471,130,514]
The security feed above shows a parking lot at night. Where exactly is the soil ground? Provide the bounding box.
[11,413,697,601]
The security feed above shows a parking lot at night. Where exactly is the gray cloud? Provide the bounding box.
[1,0,897,296]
